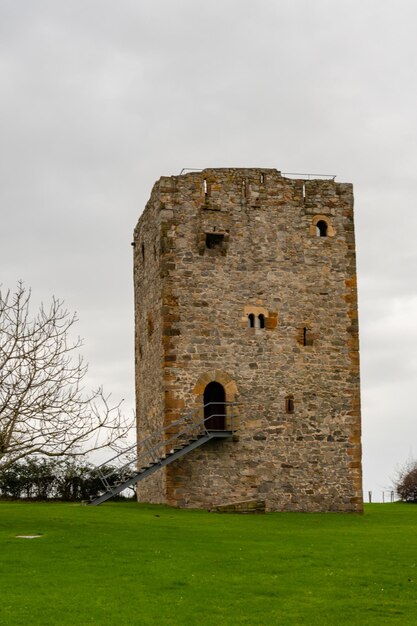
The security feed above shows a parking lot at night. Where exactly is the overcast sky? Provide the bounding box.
[1,0,416,499]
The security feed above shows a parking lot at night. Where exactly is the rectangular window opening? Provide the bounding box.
[285,396,294,414]
[303,327,313,347]
[205,233,224,250]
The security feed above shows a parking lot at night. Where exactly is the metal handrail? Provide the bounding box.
[282,172,336,181]
[178,168,336,181]
[95,401,240,486]
[96,401,206,468]
[179,167,203,175]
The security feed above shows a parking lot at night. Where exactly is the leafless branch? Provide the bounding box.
[0,282,133,469]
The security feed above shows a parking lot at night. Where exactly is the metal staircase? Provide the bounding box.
[89,402,238,506]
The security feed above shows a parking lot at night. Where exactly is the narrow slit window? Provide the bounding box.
[147,314,154,337]
[258,314,265,329]
[316,220,328,237]
[302,183,306,202]
[260,173,265,184]
[242,179,247,198]
[285,396,294,414]
[141,243,145,262]
[203,178,208,198]
[248,313,255,328]
[303,327,313,346]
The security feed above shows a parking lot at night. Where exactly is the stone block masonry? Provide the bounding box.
[133,168,363,512]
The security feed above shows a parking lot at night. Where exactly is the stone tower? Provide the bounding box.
[133,168,362,512]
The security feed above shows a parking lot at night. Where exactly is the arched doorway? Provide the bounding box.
[204,381,226,430]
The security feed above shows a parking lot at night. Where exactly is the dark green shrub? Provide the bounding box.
[396,462,417,502]
[0,457,132,501]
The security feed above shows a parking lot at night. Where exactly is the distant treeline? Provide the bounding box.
[0,458,133,501]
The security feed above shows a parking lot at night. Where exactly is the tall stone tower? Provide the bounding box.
[133,168,362,512]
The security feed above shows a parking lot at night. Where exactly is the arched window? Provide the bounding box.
[246,311,269,330]
[310,215,335,238]
[316,220,328,237]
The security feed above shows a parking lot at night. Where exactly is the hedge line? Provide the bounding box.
[0,457,133,501]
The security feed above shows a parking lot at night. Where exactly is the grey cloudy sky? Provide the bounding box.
[1,0,416,497]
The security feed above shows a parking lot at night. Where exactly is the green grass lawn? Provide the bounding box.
[1,502,416,625]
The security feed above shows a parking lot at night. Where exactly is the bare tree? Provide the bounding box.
[0,282,133,470]
[395,458,417,503]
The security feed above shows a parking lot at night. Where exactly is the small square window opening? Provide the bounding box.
[205,233,224,250]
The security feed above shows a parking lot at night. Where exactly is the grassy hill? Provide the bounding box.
[1,502,416,625]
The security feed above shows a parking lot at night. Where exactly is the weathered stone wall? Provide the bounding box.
[133,185,166,502]
[133,168,362,512]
